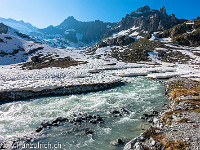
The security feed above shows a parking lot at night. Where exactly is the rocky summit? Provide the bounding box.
[30,16,116,47]
[104,5,186,38]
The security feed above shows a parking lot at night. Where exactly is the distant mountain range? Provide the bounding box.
[0,17,38,34]
[0,5,188,48]
[30,16,116,47]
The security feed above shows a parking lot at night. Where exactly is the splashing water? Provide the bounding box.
[0,77,168,150]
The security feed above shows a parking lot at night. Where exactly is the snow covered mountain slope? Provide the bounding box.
[0,17,38,35]
[0,23,75,65]
[30,17,116,48]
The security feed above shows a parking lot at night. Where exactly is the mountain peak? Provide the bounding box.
[60,16,78,27]
[159,6,167,15]
[65,16,77,22]
[136,5,151,13]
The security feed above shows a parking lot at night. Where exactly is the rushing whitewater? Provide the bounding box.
[0,76,167,150]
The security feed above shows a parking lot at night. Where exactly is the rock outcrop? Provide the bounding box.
[157,17,200,46]
[96,35,135,48]
[104,5,186,38]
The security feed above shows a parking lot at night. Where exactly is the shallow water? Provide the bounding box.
[0,76,168,150]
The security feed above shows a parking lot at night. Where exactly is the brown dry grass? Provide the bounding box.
[144,127,189,150]
[167,79,200,94]
[177,118,191,123]
[23,58,87,70]
[162,83,200,124]
[161,106,200,125]
[160,139,189,150]
[171,85,200,99]
[143,127,164,141]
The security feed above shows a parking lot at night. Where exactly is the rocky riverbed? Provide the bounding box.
[124,77,200,150]
[0,76,168,150]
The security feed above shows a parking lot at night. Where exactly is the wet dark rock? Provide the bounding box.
[73,113,77,117]
[152,110,159,115]
[112,110,121,114]
[96,116,103,122]
[41,121,52,128]
[89,120,97,124]
[120,108,130,114]
[147,118,153,123]
[73,117,83,122]
[141,110,159,121]
[111,108,129,117]
[12,141,18,147]
[0,142,4,149]
[52,117,67,124]
[24,137,33,143]
[143,114,149,117]
[92,115,97,119]
[56,117,67,122]
[69,120,74,123]
[113,114,122,117]
[82,117,86,120]
[84,128,94,135]
[110,138,127,146]
[52,122,60,126]
[88,114,93,118]
[86,115,93,121]
[36,126,43,133]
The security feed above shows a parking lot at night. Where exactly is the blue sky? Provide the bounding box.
[0,0,199,28]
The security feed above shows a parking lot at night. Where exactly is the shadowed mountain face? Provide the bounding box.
[104,5,186,38]
[33,16,116,45]
[0,23,8,34]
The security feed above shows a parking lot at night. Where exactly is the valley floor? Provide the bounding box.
[0,40,200,149]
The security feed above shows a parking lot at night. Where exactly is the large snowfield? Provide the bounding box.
[0,27,200,93]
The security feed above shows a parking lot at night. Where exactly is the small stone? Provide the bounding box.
[52,122,60,126]
[120,108,129,114]
[41,121,52,128]
[152,110,159,115]
[36,126,43,133]
[151,140,156,146]
[84,128,94,135]
[112,110,121,114]
[74,117,82,122]
[89,120,97,124]
[147,117,153,123]
[134,142,144,150]
[110,138,124,146]
[113,114,122,117]
[96,116,103,121]
[69,120,74,123]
